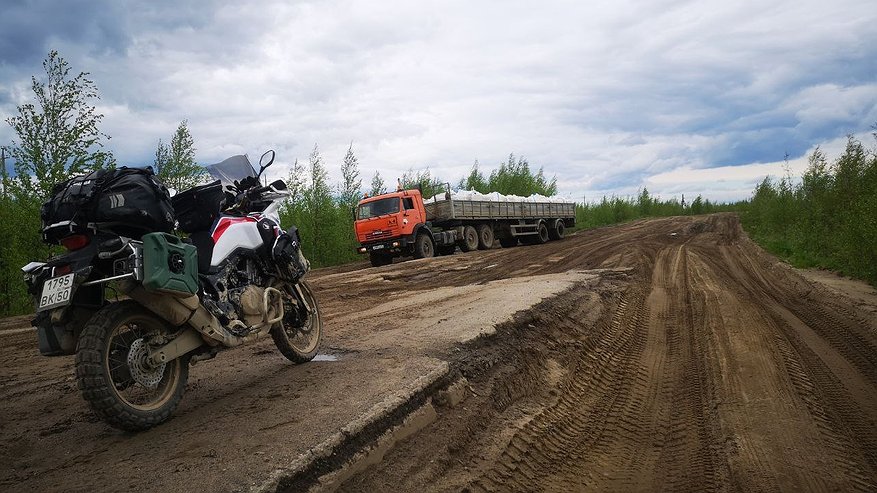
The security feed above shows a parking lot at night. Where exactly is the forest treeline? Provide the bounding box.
[575,190,735,229]
[742,133,877,285]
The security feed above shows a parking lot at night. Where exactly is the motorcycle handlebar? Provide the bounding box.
[247,185,270,198]
[227,180,286,213]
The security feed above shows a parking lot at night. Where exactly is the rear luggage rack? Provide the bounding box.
[42,220,95,243]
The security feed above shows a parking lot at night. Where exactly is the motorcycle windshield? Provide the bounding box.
[204,155,256,185]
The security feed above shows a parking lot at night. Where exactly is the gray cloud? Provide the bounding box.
[0,0,129,67]
[0,0,875,202]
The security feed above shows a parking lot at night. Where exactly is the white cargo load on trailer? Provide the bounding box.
[424,190,576,222]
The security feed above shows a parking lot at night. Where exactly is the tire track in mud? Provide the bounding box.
[469,244,726,492]
[650,246,725,492]
[469,282,652,492]
[717,242,877,389]
[699,242,877,474]
[684,250,793,493]
[687,237,877,491]
[340,214,877,493]
[769,316,876,491]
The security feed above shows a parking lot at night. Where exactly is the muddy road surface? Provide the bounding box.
[2,214,876,492]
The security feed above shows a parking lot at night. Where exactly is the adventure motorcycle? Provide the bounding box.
[22,150,321,431]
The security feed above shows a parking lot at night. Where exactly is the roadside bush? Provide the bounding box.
[741,134,877,286]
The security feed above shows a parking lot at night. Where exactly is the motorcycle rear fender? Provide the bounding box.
[27,244,105,356]
[24,241,98,295]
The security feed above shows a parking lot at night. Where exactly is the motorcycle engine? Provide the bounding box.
[203,257,269,328]
[235,285,268,328]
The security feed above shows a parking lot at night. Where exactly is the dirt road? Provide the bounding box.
[2,214,876,492]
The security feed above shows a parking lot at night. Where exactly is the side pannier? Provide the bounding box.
[272,226,310,282]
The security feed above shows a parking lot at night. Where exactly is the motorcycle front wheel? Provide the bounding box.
[75,300,188,431]
[271,280,323,363]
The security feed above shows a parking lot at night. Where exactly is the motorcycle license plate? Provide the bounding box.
[38,274,74,311]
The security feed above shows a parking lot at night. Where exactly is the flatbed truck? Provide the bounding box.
[354,187,576,267]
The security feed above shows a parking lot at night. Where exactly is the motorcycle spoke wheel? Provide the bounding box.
[271,281,323,363]
[106,324,180,411]
[76,300,189,431]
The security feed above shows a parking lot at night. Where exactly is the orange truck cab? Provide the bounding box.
[354,189,432,266]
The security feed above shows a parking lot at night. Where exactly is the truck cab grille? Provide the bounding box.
[366,229,394,240]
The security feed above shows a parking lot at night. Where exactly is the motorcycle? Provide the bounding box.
[22,150,322,431]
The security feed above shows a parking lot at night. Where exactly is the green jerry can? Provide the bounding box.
[141,232,199,296]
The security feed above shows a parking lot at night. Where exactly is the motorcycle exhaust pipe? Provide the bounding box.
[119,280,240,347]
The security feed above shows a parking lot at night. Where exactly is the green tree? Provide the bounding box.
[637,187,653,216]
[285,158,306,204]
[0,148,17,314]
[740,133,877,285]
[460,160,488,192]
[302,144,335,266]
[280,158,306,260]
[337,144,363,256]
[279,146,360,269]
[5,50,114,199]
[488,154,538,196]
[369,171,386,196]
[798,147,834,259]
[533,166,558,195]
[339,143,362,209]
[154,120,205,191]
[400,167,445,199]
[689,195,705,215]
[2,51,115,316]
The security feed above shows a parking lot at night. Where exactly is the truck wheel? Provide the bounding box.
[535,222,550,244]
[548,219,566,240]
[499,237,518,248]
[460,225,479,252]
[476,224,494,250]
[369,252,392,267]
[414,233,435,259]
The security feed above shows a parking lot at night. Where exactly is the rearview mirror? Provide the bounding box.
[258,149,276,177]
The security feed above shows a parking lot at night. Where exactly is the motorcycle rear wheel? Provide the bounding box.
[272,280,323,363]
[75,300,188,431]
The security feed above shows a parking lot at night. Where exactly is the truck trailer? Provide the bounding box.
[354,187,576,267]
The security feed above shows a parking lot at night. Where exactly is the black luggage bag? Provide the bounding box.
[171,180,226,233]
[41,167,175,241]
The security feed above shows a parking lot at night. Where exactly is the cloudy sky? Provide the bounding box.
[1,0,875,202]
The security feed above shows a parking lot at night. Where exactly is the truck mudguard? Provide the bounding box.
[413,223,433,241]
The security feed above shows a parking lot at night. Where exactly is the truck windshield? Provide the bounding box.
[357,197,400,219]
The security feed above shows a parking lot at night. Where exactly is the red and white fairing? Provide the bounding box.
[208,191,286,268]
